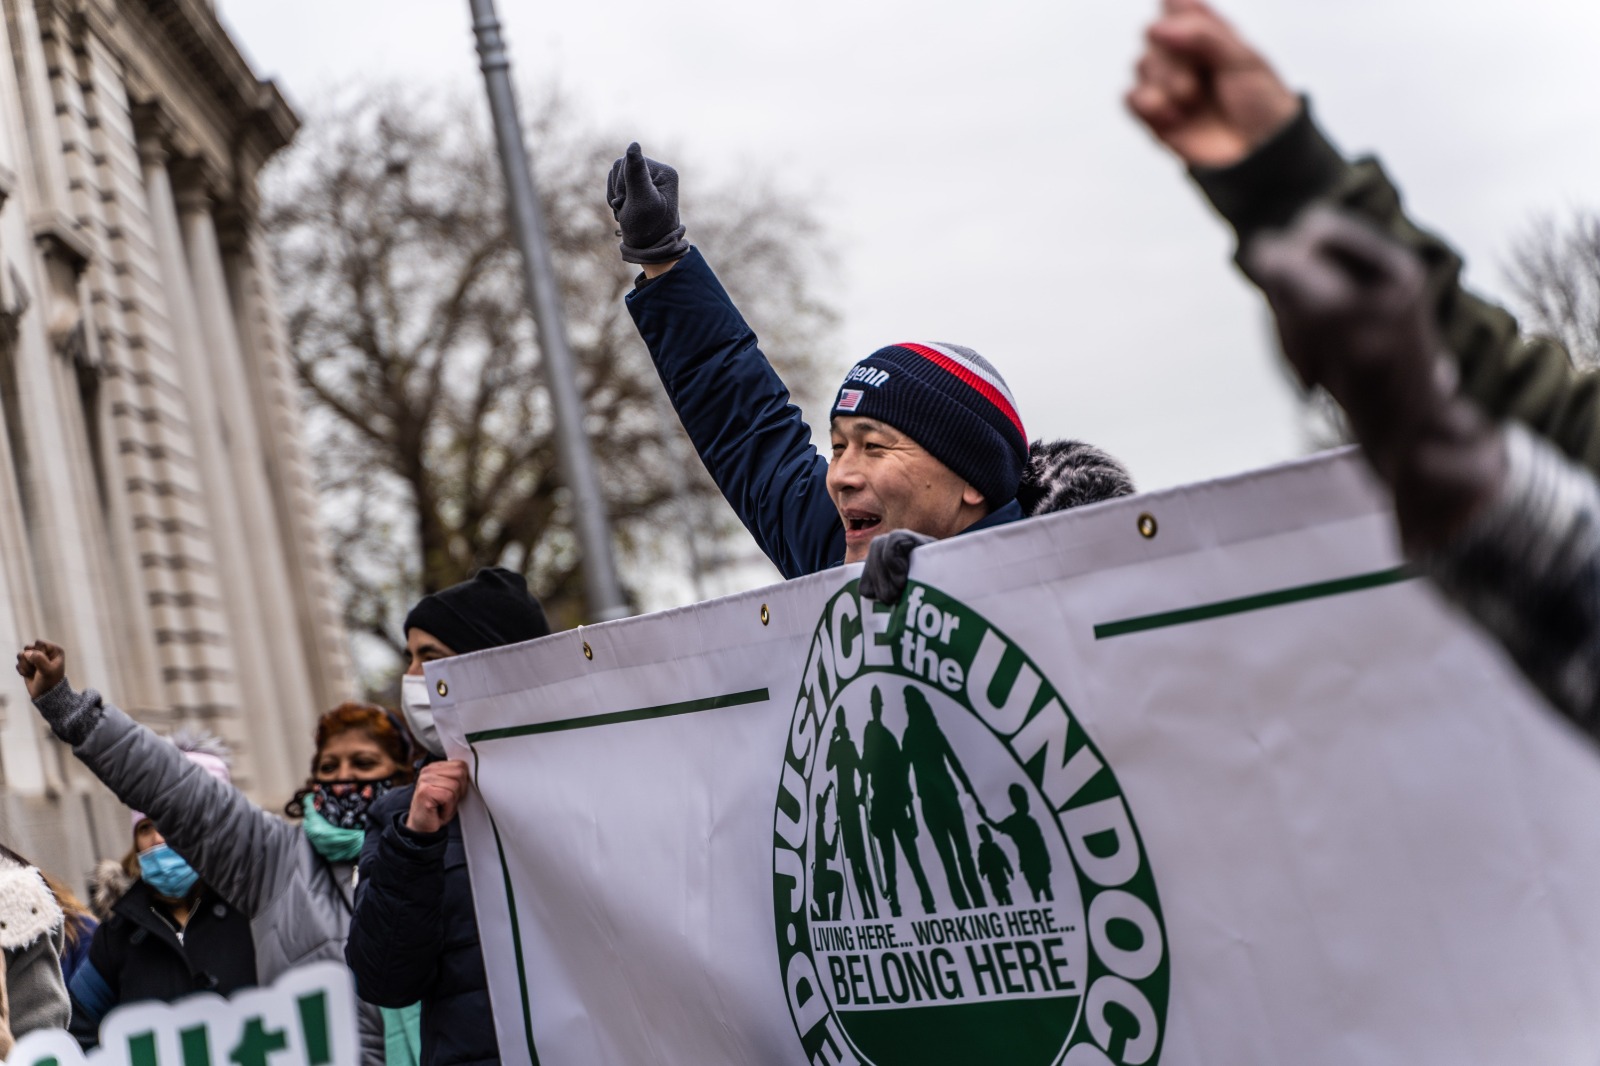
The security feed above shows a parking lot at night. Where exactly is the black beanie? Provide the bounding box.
[403,567,551,655]
[830,342,1029,508]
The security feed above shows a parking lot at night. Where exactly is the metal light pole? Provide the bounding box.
[468,0,629,621]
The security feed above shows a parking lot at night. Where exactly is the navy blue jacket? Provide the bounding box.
[627,247,1022,579]
[346,784,505,1066]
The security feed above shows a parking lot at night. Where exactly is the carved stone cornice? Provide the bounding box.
[74,0,298,184]
[123,0,298,155]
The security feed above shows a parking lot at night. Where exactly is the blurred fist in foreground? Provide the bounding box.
[1126,0,1300,168]
[1248,208,1505,549]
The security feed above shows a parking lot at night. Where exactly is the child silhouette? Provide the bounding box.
[976,824,1014,906]
[990,783,1052,903]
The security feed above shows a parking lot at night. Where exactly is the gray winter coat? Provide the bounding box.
[0,856,70,1044]
[56,695,384,1064]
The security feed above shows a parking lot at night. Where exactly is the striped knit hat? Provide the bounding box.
[831,342,1028,507]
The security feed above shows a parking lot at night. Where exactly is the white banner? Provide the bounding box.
[430,450,1600,1066]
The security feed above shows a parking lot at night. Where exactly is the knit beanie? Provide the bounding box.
[830,342,1028,508]
[403,567,551,655]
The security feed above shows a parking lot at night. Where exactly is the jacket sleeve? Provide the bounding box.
[1418,423,1600,735]
[626,247,845,578]
[3,933,69,1038]
[345,791,445,1008]
[68,952,114,1048]
[49,690,302,919]
[1191,103,1600,474]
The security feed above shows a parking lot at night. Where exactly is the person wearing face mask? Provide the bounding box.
[16,641,412,1064]
[346,567,551,1066]
[65,736,258,1049]
[285,704,424,1065]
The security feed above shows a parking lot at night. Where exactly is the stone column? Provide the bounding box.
[179,180,323,757]
[0,1,116,800]
[222,218,354,709]
[139,135,283,792]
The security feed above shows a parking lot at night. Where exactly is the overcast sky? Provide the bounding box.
[220,0,1600,495]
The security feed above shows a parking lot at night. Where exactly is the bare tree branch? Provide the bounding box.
[1506,209,1600,368]
[265,86,837,691]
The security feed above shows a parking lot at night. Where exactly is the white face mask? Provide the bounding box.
[401,674,445,758]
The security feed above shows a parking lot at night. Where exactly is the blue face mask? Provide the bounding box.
[138,843,199,899]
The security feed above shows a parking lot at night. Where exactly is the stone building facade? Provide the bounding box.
[0,0,352,881]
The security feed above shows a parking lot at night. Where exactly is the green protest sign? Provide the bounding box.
[10,963,358,1066]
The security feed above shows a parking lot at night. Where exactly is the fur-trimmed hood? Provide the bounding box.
[88,857,135,922]
[1017,439,1135,517]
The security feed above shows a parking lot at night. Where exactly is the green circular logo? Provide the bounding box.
[773,581,1168,1065]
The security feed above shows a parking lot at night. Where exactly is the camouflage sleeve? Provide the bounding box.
[1192,104,1600,474]
[1418,423,1600,735]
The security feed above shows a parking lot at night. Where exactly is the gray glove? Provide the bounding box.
[859,530,935,604]
[33,680,105,747]
[606,142,688,265]
[1247,207,1505,551]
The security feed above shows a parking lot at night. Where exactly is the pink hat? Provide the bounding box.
[131,750,232,834]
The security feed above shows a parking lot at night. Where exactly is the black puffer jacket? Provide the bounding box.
[347,782,502,1066]
[67,879,257,1048]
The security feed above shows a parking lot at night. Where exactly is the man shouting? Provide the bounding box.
[609,144,1132,587]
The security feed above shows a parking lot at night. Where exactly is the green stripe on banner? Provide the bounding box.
[462,687,771,1062]
[470,745,541,1066]
[1094,566,1414,639]
[465,687,771,743]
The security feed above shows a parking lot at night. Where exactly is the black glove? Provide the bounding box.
[1247,207,1505,550]
[859,530,935,604]
[606,142,688,264]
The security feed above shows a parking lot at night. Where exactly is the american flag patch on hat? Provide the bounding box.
[836,388,864,412]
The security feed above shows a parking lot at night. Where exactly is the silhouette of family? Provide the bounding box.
[816,683,1053,920]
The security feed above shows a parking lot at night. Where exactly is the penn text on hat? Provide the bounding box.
[830,342,1028,507]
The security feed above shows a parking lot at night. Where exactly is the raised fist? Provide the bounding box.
[1248,208,1504,548]
[606,142,689,265]
[1126,0,1300,168]
[1246,206,1434,443]
[15,639,66,701]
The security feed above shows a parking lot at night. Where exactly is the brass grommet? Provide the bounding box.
[760,603,770,626]
[435,679,448,698]
[582,641,594,661]
[1137,513,1158,539]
